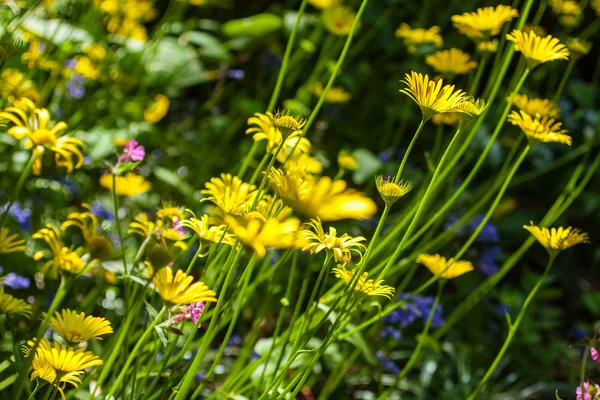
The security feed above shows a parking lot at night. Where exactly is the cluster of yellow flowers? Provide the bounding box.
[0,69,39,104]
[307,0,359,36]
[93,0,157,41]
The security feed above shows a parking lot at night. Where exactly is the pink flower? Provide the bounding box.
[167,302,205,326]
[591,347,600,363]
[123,139,145,162]
[577,382,600,400]
[173,218,186,236]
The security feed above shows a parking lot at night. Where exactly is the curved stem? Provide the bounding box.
[394,119,425,183]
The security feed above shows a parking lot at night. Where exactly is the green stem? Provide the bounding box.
[553,58,574,102]
[468,55,488,96]
[249,152,270,186]
[580,347,589,394]
[250,140,286,211]
[0,151,35,228]
[112,174,128,277]
[394,119,426,183]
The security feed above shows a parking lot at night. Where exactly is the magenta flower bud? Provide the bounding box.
[189,302,205,324]
[124,139,145,162]
[591,347,600,363]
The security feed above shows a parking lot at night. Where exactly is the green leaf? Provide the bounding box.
[153,166,194,199]
[222,14,283,37]
[154,326,170,347]
[142,38,205,90]
[556,390,563,399]
[179,31,232,61]
[416,334,441,353]
[21,17,93,44]
[126,275,149,288]
[352,148,382,185]
[145,301,159,320]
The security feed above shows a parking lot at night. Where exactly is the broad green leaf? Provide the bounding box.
[142,38,205,89]
[222,14,282,37]
[179,31,232,61]
[21,17,92,44]
[145,301,159,319]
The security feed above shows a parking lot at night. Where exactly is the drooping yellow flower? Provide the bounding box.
[549,0,582,27]
[376,175,413,205]
[301,218,366,264]
[0,287,33,317]
[307,0,334,9]
[417,253,474,279]
[477,40,499,54]
[0,227,26,254]
[0,69,39,103]
[224,215,301,257]
[395,24,443,52]
[153,266,217,305]
[100,173,151,197]
[338,150,359,170]
[48,309,113,343]
[400,71,467,120]
[144,94,170,123]
[425,48,478,77]
[508,110,572,146]
[202,173,257,216]
[33,225,85,279]
[506,30,570,69]
[511,94,560,119]
[524,222,589,255]
[0,98,84,175]
[332,266,395,299]
[567,38,592,59]
[311,82,351,104]
[452,5,519,40]
[61,207,112,259]
[268,169,377,221]
[322,4,358,36]
[178,210,235,248]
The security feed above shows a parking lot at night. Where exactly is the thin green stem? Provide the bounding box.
[394,119,426,183]
[553,58,575,102]
[0,151,35,228]
[112,174,128,277]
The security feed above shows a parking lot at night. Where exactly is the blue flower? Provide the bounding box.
[2,202,32,231]
[466,215,500,243]
[380,326,402,340]
[479,246,501,277]
[382,294,445,335]
[66,73,86,99]
[376,351,400,374]
[1,273,31,289]
[90,201,114,221]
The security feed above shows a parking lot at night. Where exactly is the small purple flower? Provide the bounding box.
[2,202,31,231]
[123,139,145,162]
[64,59,77,69]
[228,335,242,346]
[90,201,114,221]
[228,69,245,80]
[66,73,86,99]
[1,273,31,289]
[188,302,205,324]
[591,347,600,363]
[376,351,400,374]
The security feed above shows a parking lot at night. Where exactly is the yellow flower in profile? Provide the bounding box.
[202,173,257,216]
[0,288,33,317]
[567,38,592,59]
[246,112,311,160]
[452,97,486,125]
[48,309,113,343]
[511,94,560,119]
[224,215,300,257]
[272,110,306,137]
[524,222,589,256]
[153,266,217,305]
[400,71,467,120]
[506,30,570,69]
[268,169,377,221]
[178,210,235,248]
[100,173,151,197]
[33,225,85,279]
[395,24,443,52]
[332,266,395,299]
[0,69,39,103]
[311,82,351,104]
[301,218,366,264]
[61,207,112,259]
[322,4,358,36]
[452,5,519,40]
[128,213,156,237]
[417,253,474,279]
[144,94,170,123]
[477,40,499,54]
[0,227,26,254]
[338,150,359,170]
[308,0,334,8]
[425,49,478,77]
[432,113,458,126]
[508,110,571,146]
[376,175,412,205]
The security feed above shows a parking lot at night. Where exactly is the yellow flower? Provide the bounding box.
[33,225,85,279]
[549,0,582,27]
[268,169,377,221]
[202,173,257,216]
[322,4,358,36]
[452,5,519,40]
[311,82,351,104]
[506,30,570,69]
[0,227,26,254]
[61,207,112,259]
[224,215,301,257]
[332,266,395,299]
[524,222,589,255]
[492,198,517,220]
[129,213,156,237]
[477,40,499,54]
[567,38,592,59]
[100,173,151,197]
[400,71,467,120]
[272,110,306,137]
[511,94,560,119]
[21,39,59,71]
[308,0,334,8]
[153,266,217,305]
[431,113,458,126]
[417,253,474,279]
[452,96,486,125]
[425,48,478,77]
[376,175,412,205]
[301,218,366,264]
[508,110,572,146]
[246,194,295,222]
[178,210,235,248]
[0,69,39,103]
[48,309,113,343]
[246,112,311,161]
[0,98,84,175]
[285,153,323,180]
[395,24,443,52]
[0,287,33,317]
[74,56,100,80]
[144,94,170,123]
[338,150,359,170]
[27,339,102,400]
[156,205,184,221]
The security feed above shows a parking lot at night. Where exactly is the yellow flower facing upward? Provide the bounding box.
[338,150,359,170]
[0,227,26,254]
[100,173,151,197]
[33,225,85,279]
[400,71,467,120]
[395,24,443,52]
[524,222,589,255]
[511,94,560,119]
[332,266,395,299]
[268,169,377,221]
[567,38,592,59]
[0,98,84,175]
[178,210,235,249]
[0,69,39,103]
[452,5,519,40]
[508,110,572,146]
[311,82,351,104]
[224,215,301,258]
[202,173,257,216]
[506,30,570,69]
[144,94,170,123]
[246,112,310,158]
[322,4,358,36]
[376,175,413,205]
[417,253,474,279]
[0,287,33,317]
[425,48,478,77]
[48,309,113,343]
[301,218,366,264]
[153,266,217,305]
[61,207,112,259]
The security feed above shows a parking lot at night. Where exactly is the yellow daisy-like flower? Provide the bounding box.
[301,218,366,264]
[549,0,582,27]
[153,266,217,305]
[61,207,112,259]
[224,215,301,258]
[431,113,458,126]
[395,24,443,53]
[508,110,572,146]
[567,38,592,59]
[506,30,570,69]
[272,110,306,137]
[376,175,413,205]
[338,150,359,170]
[477,40,499,54]
[524,222,589,255]
[452,5,519,40]
[178,210,235,248]
[511,94,560,119]
[425,48,478,77]
[400,71,467,120]
[268,169,377,221]
[285,153,323,181]
[0,287,33,317]
[452,96,486,125]
[0,69,39,103]
[144,94,170,124]
[311,82,351,104]
[246,112,310,160]
[100,173,151,197]
[245,194,295,222]
[417,253,474,279]
[322,4,358,36]
[48,309,113,343]
[307,0,334,8]
[202,173,257,216]
[332,266,395,299]
[129,213,156,238]
[0,227,26,254]
[0,98,84,175]
[33,225,85,279]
